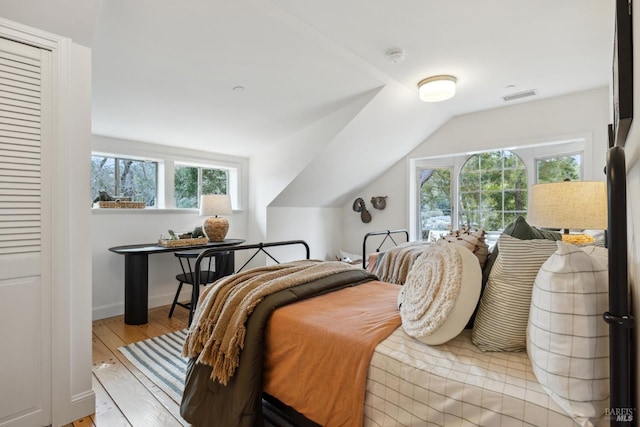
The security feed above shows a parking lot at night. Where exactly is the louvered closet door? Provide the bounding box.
[0,37,51,427]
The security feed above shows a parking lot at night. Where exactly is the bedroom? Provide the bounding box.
[0,0,638,426]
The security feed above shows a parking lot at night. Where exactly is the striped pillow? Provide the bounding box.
[527,242,609,425]
[471,234,557,352]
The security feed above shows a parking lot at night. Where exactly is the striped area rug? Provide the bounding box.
[119,329,189,403]
[119,329,311,427]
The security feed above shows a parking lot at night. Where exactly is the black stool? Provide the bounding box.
[169,250,228,318]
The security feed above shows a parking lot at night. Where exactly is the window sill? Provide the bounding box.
[92,208,242,214]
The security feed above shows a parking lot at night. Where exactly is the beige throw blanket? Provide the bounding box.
[182,260,359,385]
[375,241,430,284]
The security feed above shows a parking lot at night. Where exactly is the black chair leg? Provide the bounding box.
[169,281,184,318]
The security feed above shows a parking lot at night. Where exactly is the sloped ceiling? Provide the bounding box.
[0,1,615,207]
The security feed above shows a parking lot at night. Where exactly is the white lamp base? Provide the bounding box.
[203,216,229,242]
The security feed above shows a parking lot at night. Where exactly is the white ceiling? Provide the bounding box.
[2,1,614,159]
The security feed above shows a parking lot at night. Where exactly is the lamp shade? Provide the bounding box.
[527,181,607,230]
[199,194,232,217]
[418,75,457,102]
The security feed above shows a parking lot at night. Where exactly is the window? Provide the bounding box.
[174,165,228,208]
[459,150,527,231]
[536,153,582,183]
[413,141,589,243]
[418,168,452,240]
[91,155,158,206]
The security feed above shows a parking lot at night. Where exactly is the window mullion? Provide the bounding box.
[114,157,120,197]
[197,167,203,206]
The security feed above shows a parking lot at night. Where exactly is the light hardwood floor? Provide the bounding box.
[65,305,190,427]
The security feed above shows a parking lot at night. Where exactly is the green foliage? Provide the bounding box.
[174,166,199,208]
[458,150,527,230]
[174,166,228,208]
[537,154,581,183]
[419,168,452,236]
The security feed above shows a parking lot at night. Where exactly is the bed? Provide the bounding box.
[179,144,631,426]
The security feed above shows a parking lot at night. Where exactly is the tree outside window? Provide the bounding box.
[91,155,157,206]
[458,150,527,231]
[418,168,452,241]
[536,154,582,183]
[174,165,228,208]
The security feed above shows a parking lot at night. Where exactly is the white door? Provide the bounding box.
[0,38,52,427]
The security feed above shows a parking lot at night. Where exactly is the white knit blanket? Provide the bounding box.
[398,242,462,338]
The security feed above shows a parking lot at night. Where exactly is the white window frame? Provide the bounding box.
[172,161,235,208]
[91,154,159,207]
[91,136,245,211]
[409,139,588,241]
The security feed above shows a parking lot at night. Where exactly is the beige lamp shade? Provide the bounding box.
[527,181,607,243]
[199,194,232,242]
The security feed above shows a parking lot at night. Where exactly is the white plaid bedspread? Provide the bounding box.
[364,328,606,427]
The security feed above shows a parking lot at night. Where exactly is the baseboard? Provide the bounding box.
[70,389,96,423]
[92,289,191,320]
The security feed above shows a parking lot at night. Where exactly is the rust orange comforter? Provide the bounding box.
[263,281,401,427]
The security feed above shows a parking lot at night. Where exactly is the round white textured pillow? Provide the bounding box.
[399,244,482,345]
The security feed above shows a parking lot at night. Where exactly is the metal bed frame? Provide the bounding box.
[188,240,310,325]
[361,229,409,269]
[605,144,634,425]
[184,146,635,423]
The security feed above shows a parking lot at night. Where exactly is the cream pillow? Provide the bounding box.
[471,234,558,352]
[527,241,609,426]
[399,243,481,345]
[439,227,489,268]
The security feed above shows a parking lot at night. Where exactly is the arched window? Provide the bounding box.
[458,150,527,231]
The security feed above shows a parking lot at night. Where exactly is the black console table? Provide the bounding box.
[109,239,245,324]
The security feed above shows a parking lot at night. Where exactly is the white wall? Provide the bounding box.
[266,207,342,261]
[247,90,377,252]
[341,87,609,253]
[92,209,248,321]
[66,42,95,422]
[340,158,408,257]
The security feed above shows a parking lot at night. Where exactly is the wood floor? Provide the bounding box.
[65,305,190,427]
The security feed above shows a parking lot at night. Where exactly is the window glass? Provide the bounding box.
[202,168,228,195]
[536,154,582,183]
[174,166,199,208]
[418,168,452,241]
[174,165,229,208]
[458,150,527,232]
[91,155,157,206]
[118,159,157,206]
[91,156,115,198]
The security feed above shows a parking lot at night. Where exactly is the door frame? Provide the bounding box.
[0,17,86,426]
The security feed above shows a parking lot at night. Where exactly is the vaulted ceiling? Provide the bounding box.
[2,0,613,161]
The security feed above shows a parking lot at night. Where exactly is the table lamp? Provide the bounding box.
[199,194,232,242]
[527,181,607,245]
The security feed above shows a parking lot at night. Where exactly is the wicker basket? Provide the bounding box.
[95,201,146,209]
[158,237,209,247]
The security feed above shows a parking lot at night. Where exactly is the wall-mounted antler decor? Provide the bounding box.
[352,197,372,223]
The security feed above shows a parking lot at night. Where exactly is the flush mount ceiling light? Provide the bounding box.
[417,75,457,102]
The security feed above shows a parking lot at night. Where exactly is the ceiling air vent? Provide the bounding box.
[503,89,537,102]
